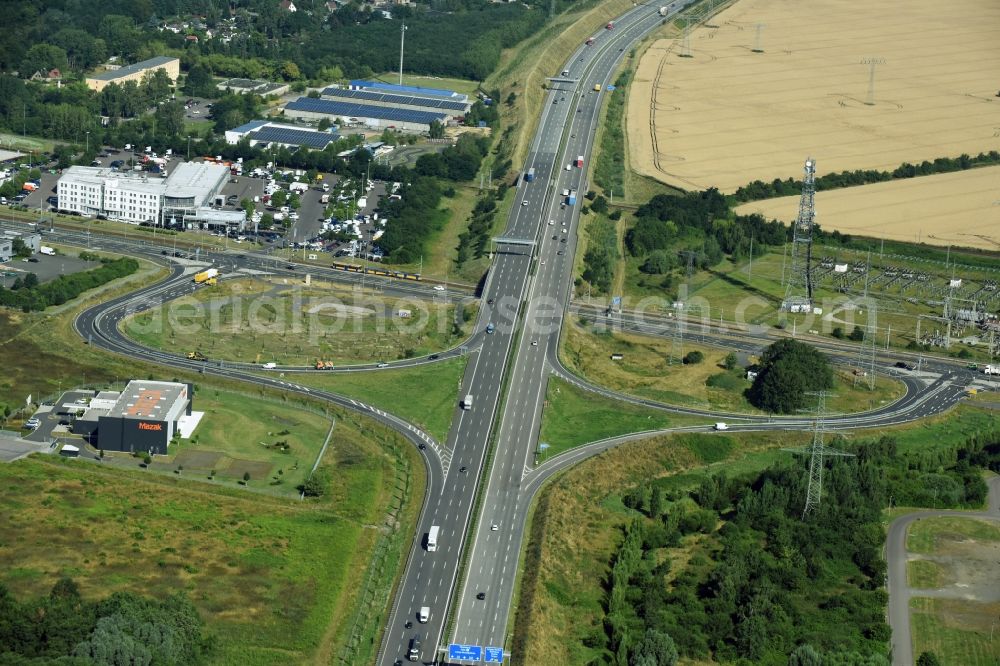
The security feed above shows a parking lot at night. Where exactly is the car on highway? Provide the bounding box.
[487,298,494,305]
[433,285,445,291]
[490,524,499,531]
[459,466,467,472]
[262,362,277,369]
[557,250,566,255]
[521,200,528,206]
[476,592,486,600]
[531,340,538,346]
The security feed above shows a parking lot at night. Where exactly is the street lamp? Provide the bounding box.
[186,135,192,161]
[85,130,90,156]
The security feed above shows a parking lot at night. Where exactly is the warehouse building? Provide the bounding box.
[96,380,192,455]
[217,78,290,97]
[349,79,467,103]
[85,56,180,92]
[321,86,471,115]
[57,163,245,231]
[283,97,448,133]
[225,120,340,150]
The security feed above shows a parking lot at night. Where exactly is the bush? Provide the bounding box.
[706,372,742,391]
[682,351,704,365]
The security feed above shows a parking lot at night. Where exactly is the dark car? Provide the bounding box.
[28,257,39,263]
[476,592,486,600]
[428,354,439,360]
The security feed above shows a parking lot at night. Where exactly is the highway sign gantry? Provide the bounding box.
[448,644,483,661]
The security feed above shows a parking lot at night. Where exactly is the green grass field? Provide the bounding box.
[538,376,681,459]
[0,406,411,665]
[140,388,332,495]
[910,597,1000,666]
[124,277,473,365]
[284,356,467,443]
[907,516,1000,554]
[906,559,944,589]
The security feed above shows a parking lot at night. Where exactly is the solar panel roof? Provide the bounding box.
[349,79,463,100]
[322,87,468,112]
[285,98,449,124]
[249,126,338,149]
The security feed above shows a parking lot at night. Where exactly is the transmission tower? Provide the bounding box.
[784,392,855,518]
[669,251,695,365]
[854,254,878,391]
[782,158,817,313]
[861,57,885,106]
[752,23,766,53]
[679,17,694,58]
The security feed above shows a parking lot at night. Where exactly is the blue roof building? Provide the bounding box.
[348,79,468,103]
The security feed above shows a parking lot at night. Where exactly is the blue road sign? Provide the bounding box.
[612,296,622,306]
[538,443,550,450]
[448,644,483,661]
[606,85,616,92]
[485,646,505,663]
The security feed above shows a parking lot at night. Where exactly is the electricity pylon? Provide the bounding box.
[784,392,855,518]
[782,158,817,313]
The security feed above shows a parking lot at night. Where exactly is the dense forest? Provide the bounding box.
[0,0,559,83]
[746,339,834,414]
[0,577,208,664]
[592,429,999,665]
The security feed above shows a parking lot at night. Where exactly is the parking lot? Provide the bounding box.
[0,252,100,288]
[21,390,94,446]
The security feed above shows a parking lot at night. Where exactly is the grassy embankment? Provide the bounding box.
[559,317,905,415]
[123,276,476,365]
[0,244,426,664]
[513,404,998,664]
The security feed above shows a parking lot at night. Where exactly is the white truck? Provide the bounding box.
[427,525,440,552]
[289,181,309,194]
[40,246,56,256]
[983,365,1000,376]
[462,394,473,410]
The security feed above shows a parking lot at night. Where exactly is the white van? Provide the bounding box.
[714,422,729,431]
[262,362,277,369]
[418,606,429,623]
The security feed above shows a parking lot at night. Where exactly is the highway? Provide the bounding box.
[45,4,988,663]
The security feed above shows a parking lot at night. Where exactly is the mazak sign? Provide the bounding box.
[137,421,163,431]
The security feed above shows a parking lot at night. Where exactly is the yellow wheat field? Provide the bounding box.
[627,0,1000,193]
[733,166,1000,251]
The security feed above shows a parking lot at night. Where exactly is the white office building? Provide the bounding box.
[57,163,245,231]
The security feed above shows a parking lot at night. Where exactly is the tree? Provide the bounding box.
[747,339,833,413]
[143,69,174,104]
[682,350,704,365]
[640,250,675,275]
[11,238,30,258]
[722,352,738,370]
[280,60,301,81]
[99,15,141,59]
[630,628,678,666]
[788,644,823,666]
[428,119,444,139]
[183,61,216,97]
[317,117,332,131]
[243,471,251,484]
[154,101,185,138]
[22,273,39,289]
[270,189,287,208]
[20,44,69,77]
[916,653,942,666]
[849,325,865,342]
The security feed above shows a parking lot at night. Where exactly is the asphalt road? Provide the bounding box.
[886,477,1000,666]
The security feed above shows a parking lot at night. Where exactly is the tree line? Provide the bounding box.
[593,427,1000,665]
[732,151,1000,204]
[0,577,208,664]
[0,256,139,312]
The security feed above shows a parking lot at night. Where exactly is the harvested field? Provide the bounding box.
[734,166,1000,250]
[628,0,1000,192]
